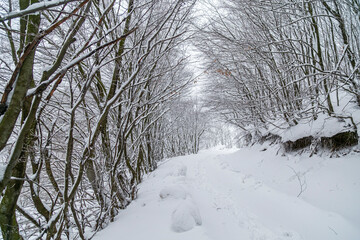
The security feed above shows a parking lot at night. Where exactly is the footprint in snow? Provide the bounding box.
[177,164,187,176]
[220,161,229,169]
[281,230,303,239]
[159,185,187,200]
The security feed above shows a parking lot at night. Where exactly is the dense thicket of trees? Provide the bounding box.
[163,98,208,155]
[0,0,200,239]
[195,0,359,138]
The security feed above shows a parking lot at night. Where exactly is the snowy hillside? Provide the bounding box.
[93,145,360,240]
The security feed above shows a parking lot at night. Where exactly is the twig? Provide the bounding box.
[287,165,307,197]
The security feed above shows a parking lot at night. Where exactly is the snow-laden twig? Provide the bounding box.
[0,0,79,22]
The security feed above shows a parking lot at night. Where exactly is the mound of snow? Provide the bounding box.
[159,185,187,200]
[171,200,202,232]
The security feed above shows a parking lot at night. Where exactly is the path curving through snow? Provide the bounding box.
[93,145,360,240]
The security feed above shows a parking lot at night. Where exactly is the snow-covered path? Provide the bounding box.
[93,146,360,240]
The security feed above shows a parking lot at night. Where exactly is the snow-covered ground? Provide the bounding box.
[93,145,360,240]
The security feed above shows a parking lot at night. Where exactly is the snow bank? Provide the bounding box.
[280,114,355,142]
